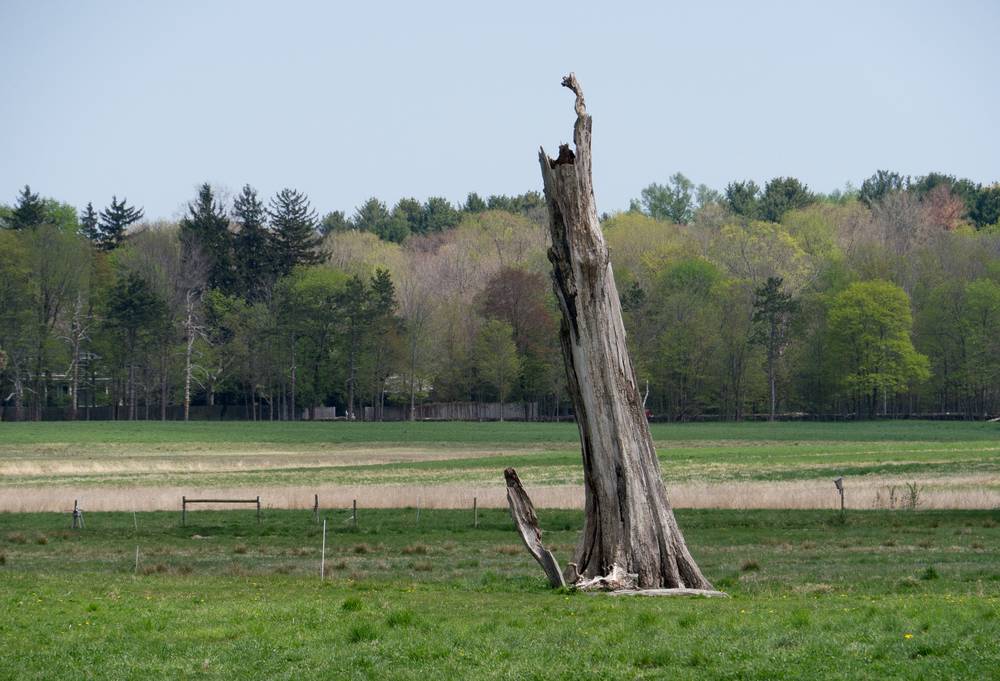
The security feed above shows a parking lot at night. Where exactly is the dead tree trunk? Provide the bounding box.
[504,468,565,588]
[539,74,712,590]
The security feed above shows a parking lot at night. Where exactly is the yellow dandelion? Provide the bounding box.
[904,633,913,639]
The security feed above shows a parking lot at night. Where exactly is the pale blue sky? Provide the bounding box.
[2,0,998,221]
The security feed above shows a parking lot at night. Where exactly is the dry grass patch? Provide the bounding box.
[5,532,27,545]
[401,544,429,555]
[495,545,521,555]
[233,543,249,555]
[794,583,834,595]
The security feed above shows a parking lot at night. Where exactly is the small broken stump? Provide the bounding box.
[504,467,565,589]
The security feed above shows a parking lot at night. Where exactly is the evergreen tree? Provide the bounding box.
[464,192,487,213]
[11,185,47,230]
[180,183,234,292]
[859,170,908,207]
[724,180,761,219]
[232,184,273,300]
[79,202,100,242]
[420,197,461,233]
[393,197,423,234]
[352,197,392,239]
[268,188,321,276]
[318,210,351,236]
[98,196,144,250]
[759,177,814,222]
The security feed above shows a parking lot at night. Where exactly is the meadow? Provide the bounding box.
[1,420,997,511]
[1,507,999,679]
[1,421,998,678]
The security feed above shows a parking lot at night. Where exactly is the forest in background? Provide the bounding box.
[1,170,998,422]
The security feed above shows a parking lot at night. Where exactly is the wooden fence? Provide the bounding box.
[362,401,539,422]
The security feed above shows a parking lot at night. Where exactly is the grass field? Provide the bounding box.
[1,421,998,511]
[2,422,999,678]
[1,507,999,679]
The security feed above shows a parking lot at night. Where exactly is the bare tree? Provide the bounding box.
[119,225,210,419]
[537,75,713,590]
[395,251,437,420]
[61,293,93,420]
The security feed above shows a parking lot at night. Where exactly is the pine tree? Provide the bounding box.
[79,202,100,242]
[11,185,47,230]
[232,184,273,300]
[98,196,144,250]
[268,188,321,277]
[180,183,234,293]
[318,210,351,236]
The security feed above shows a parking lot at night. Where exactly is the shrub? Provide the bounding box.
[5,532,26,545]
[920,566,939,581]
[740,559,760,572]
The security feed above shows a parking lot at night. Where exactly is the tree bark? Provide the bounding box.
[504,468,565,588]
[539,74,712,590]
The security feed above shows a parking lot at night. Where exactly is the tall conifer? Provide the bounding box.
[11,185,46,230]
[79,202,100,242]
[233,184,273,300]
[98,196,144,250]
[268,188,321,276]
[180,183,234,293]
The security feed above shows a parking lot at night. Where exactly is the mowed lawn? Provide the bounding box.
[0,420,998,511]
[1,507,999,679]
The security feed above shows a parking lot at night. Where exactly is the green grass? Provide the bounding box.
[1,507,999,679]
[2,422,999,677]
[2,419,998,445]
[2,421,998,496]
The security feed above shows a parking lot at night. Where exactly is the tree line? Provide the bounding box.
[0,169,998,421]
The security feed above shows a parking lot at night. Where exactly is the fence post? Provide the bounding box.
[313,494,319,524]
[474,496,478,528]
[256,496,261,524]
[182,496,186,527]
[320,518,327,580]
[352,499,357,529]
[72,499,84,529]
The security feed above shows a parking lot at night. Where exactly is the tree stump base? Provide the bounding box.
[596,588,729,598]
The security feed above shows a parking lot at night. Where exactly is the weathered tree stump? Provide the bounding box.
[504,468,565,588]
[538,74,713,590]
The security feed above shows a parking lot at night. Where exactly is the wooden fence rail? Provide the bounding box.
[182,495,261,526]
